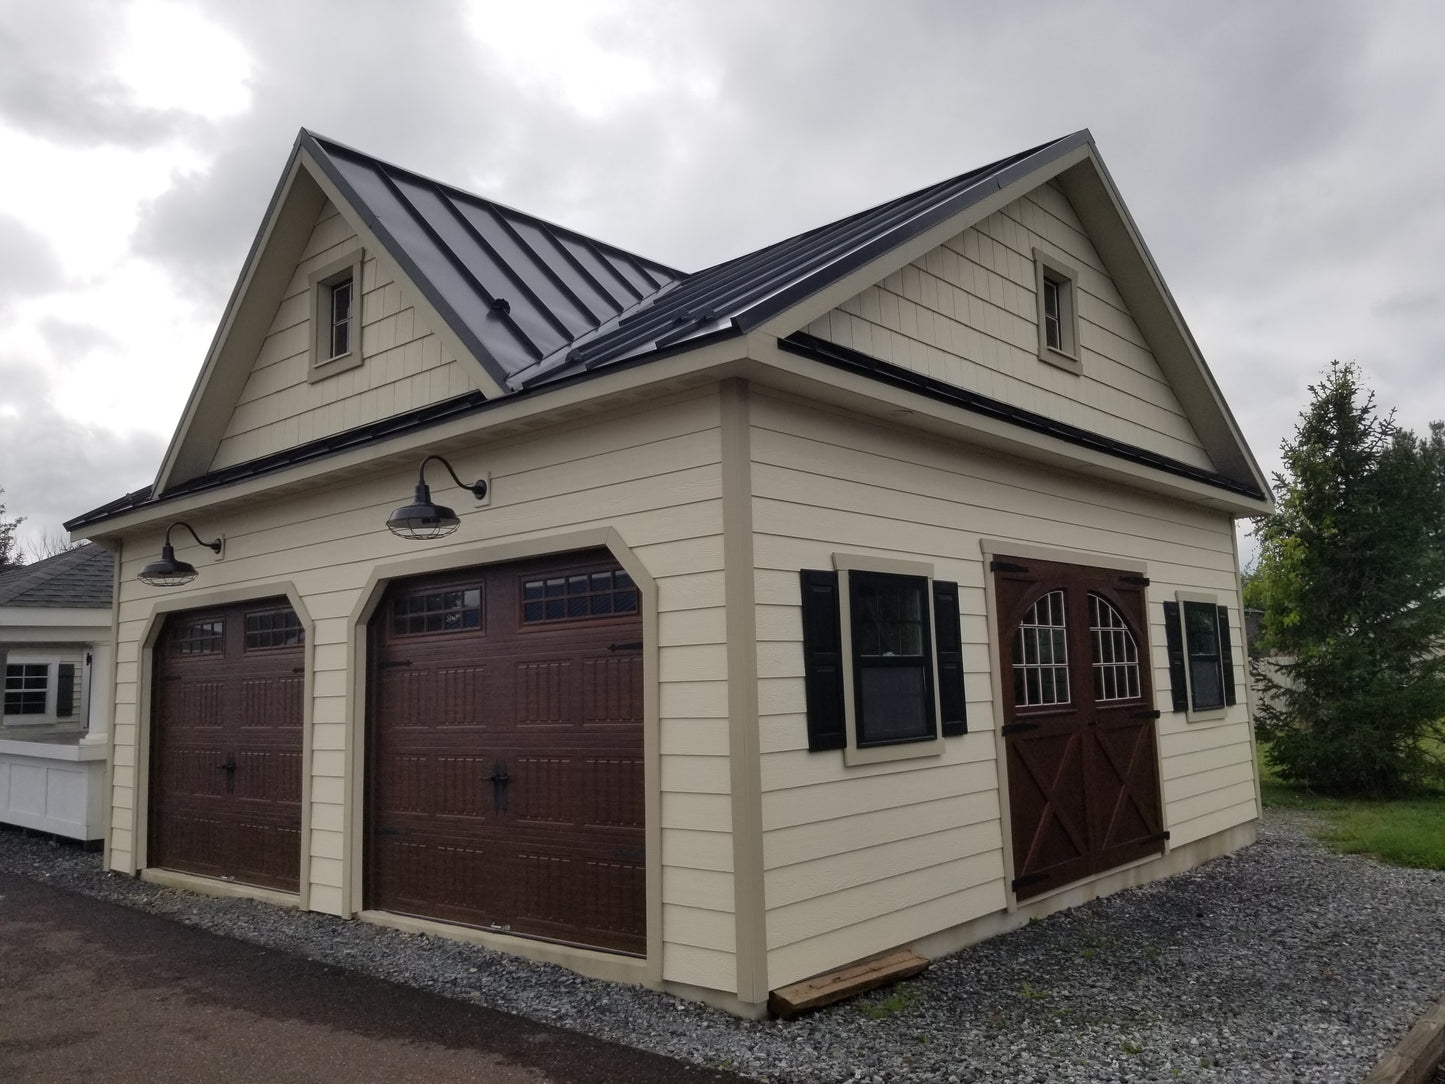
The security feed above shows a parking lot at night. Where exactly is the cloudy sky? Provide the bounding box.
[1,0,1442,559]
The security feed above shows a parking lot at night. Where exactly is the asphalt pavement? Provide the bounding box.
[0,871,746,1084]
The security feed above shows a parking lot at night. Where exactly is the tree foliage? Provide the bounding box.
[0,489,22,570]
[1253,362,1445,796]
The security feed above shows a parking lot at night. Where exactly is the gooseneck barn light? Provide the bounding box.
[137,522,224,587]
[386,455,488,540]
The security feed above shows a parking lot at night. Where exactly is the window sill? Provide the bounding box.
[1184,706,1229,724]
[1037,345,1082,375]
[843,734,945,767]
[308,349,363,382]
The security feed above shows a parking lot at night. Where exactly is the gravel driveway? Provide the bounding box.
[2,811,1442,1083]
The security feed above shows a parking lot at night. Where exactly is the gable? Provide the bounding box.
[209,199,482,471]
[798,181,1213,472]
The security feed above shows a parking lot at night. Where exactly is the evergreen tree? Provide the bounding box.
[1253,362,1445,795]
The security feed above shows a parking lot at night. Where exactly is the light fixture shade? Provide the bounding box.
[137,543,200,587]
[386,483,461,540]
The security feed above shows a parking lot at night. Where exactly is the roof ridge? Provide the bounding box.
[302,130,687,279]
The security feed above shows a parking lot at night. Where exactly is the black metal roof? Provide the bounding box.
[302,131,685,391]
[513,132,1092,388]
[0,544,114,609]
[68,127,1261,532]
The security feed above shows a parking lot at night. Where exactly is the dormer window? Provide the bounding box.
[308,247,364,381]
[1033,248,1081,374]
[328,276,353,359]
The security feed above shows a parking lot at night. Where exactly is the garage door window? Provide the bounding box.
[521,569,637,624]
[171,618,223,656]
[391,587,483,636]
[245,608,305,650]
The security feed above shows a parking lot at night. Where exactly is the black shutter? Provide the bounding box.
[56,663,76,718]
[1217,605,1236,707]
[932,580,967,736]
[799,570,847,751]
[1162,601,1188,712]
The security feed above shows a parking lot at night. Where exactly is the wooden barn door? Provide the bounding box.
[993,557,1165,901]
[367,550,646,954]
[149,599,304,892]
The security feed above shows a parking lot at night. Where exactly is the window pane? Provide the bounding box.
[1190,658,1224,710]
[4,663,48,715]
[1011,590,1070,706]
[391,585,483,637]
[857,664,930,744]
[1182,601,1224,710]
[1089,594,1141,703]
[520,567,639,625]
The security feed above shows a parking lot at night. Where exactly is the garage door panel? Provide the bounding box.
[434,755,492,818]
[581,756,644,828]
[515,660,572,726]
[368,550,645,954]
[582,655,642,726]
[239,675,304,729]
[157,746,229,800]
[150,598,304,893]
[159,678,225,729]
[234,749,302,804]
[234,819,301,888]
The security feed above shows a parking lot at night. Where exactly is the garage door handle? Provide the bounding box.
[487,760,511,813]
[217,759,237,773]
[608,641,642,653]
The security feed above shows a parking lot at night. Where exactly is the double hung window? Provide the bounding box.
[800,560,967,764]
[1163,596,1236,717]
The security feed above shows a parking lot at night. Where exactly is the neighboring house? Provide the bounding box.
[68,128,1270,1016]
[0,544,115,842]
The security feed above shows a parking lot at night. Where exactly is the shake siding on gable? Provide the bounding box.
[108,389,739,992]
[211,202,479,471]
[802,182,1213,472]
[748,391,1254,989]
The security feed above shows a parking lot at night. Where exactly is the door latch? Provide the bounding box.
[487,759,510,813]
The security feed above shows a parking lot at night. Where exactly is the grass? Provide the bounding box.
[1256,742,1445,870]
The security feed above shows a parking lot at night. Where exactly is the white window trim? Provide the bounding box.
[3,657,83,726]
[308,248,364,382]
[832,553,947,766]
[1174,590,1229,723]
[1033,247,1082,374]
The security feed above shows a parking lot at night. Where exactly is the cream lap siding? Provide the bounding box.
[107,391,735,994]
[210,201,480,471]
[749,391,1253,989]
[802,181,1213,472]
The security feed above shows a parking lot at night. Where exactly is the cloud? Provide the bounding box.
[36,317,120,362]
[0,215,64,303]
[0,357,165,540]
[0,14,191,149]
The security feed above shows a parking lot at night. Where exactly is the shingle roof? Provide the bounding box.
[0,544,114,609]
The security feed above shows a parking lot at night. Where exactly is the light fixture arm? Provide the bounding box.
[419,455,487,501]
[165,521,224,556]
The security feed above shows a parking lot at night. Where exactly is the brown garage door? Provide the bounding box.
[993,557,1165,901]
[150,599,304,892]
[367,550,645,955]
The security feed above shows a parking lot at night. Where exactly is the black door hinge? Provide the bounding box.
[1001,722,1040,735]
[1121,575,1151,587]
[1011,871,1050,892]
[990,560,1029,574]
[1133,709,1162,719]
